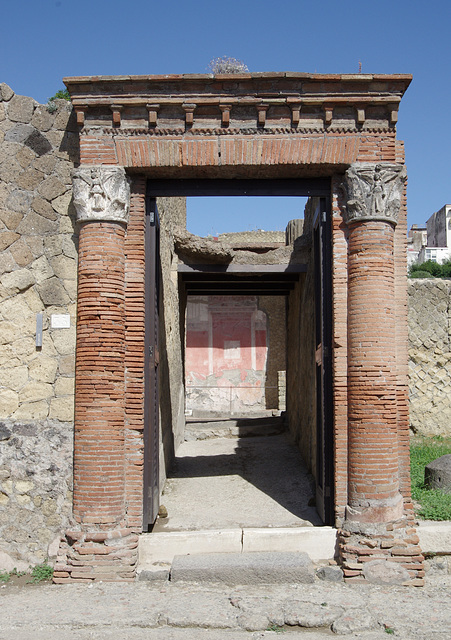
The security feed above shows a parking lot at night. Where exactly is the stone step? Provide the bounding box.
[138,527,337,577]
[170,551,316,585]
[184,416,285,440]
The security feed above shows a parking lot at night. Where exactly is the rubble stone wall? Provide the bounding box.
[0,84,79,568]
[408,279,451,436]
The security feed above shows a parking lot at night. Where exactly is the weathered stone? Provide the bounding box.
[32,196,58,221]
[0,156,24,183]
[0,389,19,418]
[0,366,28,391]
[30,255,54,284]
[5,123,35,144]
[6,190,33,214]
[0,231,20,252]
[19,381,53,403]
[17,211,58,235]
[7,95,35,124]
[50,254,76,280]
[28,355,58,384]
[0,551,28,573]
[9,238,34,267]
[54,377,75,396]
[31,105,54,132]
[12,400,49,420]
[23,287,44,313]
[49,397,74,421]
[0,424,12,440]
[16,146,37,169]
[17,168,43,191]
[38,176,67,201]
[15,479,35,494]
[51,190,73,216]
[0,321,20,345]
[59,215,75,233]
[32,155,57,175]
[53,103,73,130]
[0,208,23,230]
[37,277,70,306]
[0,83,14,102]
[51,327,76,355]
[58,355,75,375]
[331,610,378,635]
[425,454,451,493]
[362,559,411,585]
[1,268,35,293]
[316,565,343,582]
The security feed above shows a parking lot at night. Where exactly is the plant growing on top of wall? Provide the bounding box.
[207,57,249,74]
[47,88,71,113]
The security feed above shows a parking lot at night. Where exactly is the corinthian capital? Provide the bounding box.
[72,166,130,224]
[343,163,407,226]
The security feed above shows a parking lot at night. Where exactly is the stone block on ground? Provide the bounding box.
[425,454,451,493]
[170,551,315,585]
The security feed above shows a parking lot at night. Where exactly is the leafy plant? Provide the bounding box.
[208,56,249,74]
[410,436,451,520]
[266,624,284,633]
[47,88,70,113]
[28,562,53,583]
[0,567,26,583]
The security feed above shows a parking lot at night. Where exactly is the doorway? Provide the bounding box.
[144,179,334,531]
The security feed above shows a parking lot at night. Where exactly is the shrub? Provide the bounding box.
[208,57,249,74]
[410,270,434,278]
[47,88,71,113]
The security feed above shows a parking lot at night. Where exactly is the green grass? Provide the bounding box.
[410,436,451,520]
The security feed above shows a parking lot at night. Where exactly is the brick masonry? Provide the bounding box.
[2,74,428,584]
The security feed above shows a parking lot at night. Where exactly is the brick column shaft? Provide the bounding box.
[73,221,127,526]
[347,220,402,522]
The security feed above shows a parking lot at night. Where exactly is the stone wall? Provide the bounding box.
[408,279,451,436]
[0,84,79,568]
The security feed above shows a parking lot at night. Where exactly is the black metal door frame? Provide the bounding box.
[143,178,334,528]
[143,195,160,530]
[313,197,334,525]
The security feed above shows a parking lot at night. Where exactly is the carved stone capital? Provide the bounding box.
[72,166,130,224]
[343,163,407,226]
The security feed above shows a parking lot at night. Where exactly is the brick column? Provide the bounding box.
[338,164,424,585]
[344,163,406,523]
[54,167,138,583]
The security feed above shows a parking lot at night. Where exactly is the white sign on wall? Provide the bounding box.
[51,314,71,329]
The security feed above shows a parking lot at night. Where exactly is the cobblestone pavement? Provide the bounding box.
[0,570,450,640]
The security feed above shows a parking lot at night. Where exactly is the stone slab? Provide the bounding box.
[138,530,242,567]
[418,521,451,554]
[241,526,336,561]
[170,551,315,585]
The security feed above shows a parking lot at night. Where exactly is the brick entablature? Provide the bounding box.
[56,73,419,584]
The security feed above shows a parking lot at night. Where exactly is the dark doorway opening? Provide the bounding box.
[144,179,334,529]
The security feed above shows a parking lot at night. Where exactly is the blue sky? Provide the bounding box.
[2,0,450,236]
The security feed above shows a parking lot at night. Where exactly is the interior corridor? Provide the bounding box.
[153,417,322,533]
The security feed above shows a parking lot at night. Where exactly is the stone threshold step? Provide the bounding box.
[169,551,316,585]
[138,527,337,573]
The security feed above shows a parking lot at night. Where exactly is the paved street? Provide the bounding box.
[1,567,450,639]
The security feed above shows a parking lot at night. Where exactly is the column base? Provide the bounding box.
[345,493,404,524]
[53,528,139,583]
[337,500,424,586]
